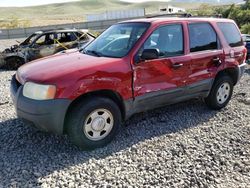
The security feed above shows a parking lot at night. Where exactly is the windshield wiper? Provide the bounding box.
[82,50,102,57]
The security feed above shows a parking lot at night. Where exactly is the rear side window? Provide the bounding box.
[217,22,243,47]
[188,23,218,52]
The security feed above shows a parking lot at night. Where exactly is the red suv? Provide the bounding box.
[11,17,247,150]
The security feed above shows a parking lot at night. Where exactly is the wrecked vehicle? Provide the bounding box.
[0,29,95,70]
[11,17,246,150]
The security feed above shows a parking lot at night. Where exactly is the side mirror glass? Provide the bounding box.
[141,49,159,60]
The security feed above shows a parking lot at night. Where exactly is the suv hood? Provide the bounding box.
[17,51,122,84]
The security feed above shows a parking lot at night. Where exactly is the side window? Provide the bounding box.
[35,35,46,45]
[188,23,218,52]
[76,32,88,41]
[58,32,73,43]
[142,24,184,57]
[68,32,77,41]
[217,22,243,47]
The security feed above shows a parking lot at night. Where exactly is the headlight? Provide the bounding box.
[23,82,56,100]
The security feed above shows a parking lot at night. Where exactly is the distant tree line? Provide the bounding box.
[192,0,250,33]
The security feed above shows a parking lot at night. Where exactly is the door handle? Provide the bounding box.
[172,63,183,69]
[213,57,222,66]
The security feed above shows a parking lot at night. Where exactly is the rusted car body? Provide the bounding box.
[0,29,95,70]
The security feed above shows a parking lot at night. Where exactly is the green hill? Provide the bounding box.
[0,0,202,29]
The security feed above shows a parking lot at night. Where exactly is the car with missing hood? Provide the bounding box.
[11,16,247,150]
[0,29,95,70]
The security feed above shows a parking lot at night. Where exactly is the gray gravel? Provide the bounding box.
[0,67,250,187]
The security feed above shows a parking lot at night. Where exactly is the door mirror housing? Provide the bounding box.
[141,49,159,60]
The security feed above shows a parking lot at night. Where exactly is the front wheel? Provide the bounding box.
[66,97,122,150]
[205,74,233,110]
[3,57,24,70]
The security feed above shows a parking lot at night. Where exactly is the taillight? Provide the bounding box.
[244,48,247,61]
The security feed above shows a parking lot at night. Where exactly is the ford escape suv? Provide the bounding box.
[11,17,247,150]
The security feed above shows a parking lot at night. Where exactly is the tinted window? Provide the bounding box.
[189,23,218,52]
[217,22,243,47]
[142,24,184,57]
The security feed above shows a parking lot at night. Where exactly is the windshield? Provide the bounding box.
[22,33,39,45]
[83,23,150,58]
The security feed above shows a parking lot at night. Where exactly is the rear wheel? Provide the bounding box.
[66,97,121,150]
[205,74,233,110]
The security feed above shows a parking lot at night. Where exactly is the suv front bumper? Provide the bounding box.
[10,76,71,135]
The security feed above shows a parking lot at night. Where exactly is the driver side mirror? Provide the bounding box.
[141,49,159,60]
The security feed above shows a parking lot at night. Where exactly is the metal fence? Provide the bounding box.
[87,9,145,22]
[0,16,144,40]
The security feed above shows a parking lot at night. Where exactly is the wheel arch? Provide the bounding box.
[4,55,25,62]
[215,67,239,85]
[63,89,126,134]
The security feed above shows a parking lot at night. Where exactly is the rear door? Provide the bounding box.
[185,22,223,95]
[133,23,191,111]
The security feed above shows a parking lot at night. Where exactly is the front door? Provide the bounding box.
[28,33,56,61]
[133,23,191,111]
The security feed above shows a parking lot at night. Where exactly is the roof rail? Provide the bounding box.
[146,13,192,18]
[190,14,223,18]
[146,13,223,19]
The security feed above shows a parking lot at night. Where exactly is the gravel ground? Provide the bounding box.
[0,67,250,187]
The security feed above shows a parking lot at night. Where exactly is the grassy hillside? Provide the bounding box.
[0,0,202,29]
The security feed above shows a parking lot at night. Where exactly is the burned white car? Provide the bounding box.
[0,29,95,70]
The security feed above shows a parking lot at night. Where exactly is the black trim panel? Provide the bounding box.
[124,78,214,119]
[10,76,71,135]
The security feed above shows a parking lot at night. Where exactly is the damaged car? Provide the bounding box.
[0,29,95,70]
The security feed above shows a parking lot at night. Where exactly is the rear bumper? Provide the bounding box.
[10,76,71,135]
[237,62,247,83]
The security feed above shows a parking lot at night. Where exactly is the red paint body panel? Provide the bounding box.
[18,51,133,100]
[17,17,246,105]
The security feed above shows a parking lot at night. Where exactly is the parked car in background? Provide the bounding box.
[0,29,95,70]
[11,17,247,150]
[242,34,250,63]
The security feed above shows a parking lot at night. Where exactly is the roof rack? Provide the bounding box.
[190,14,223,18]
[146,13,192,18]
[146,13,223,19]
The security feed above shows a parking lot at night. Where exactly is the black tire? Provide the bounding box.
[3,57,24,70]
[66,97,122,150]
[205,74,233,110]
